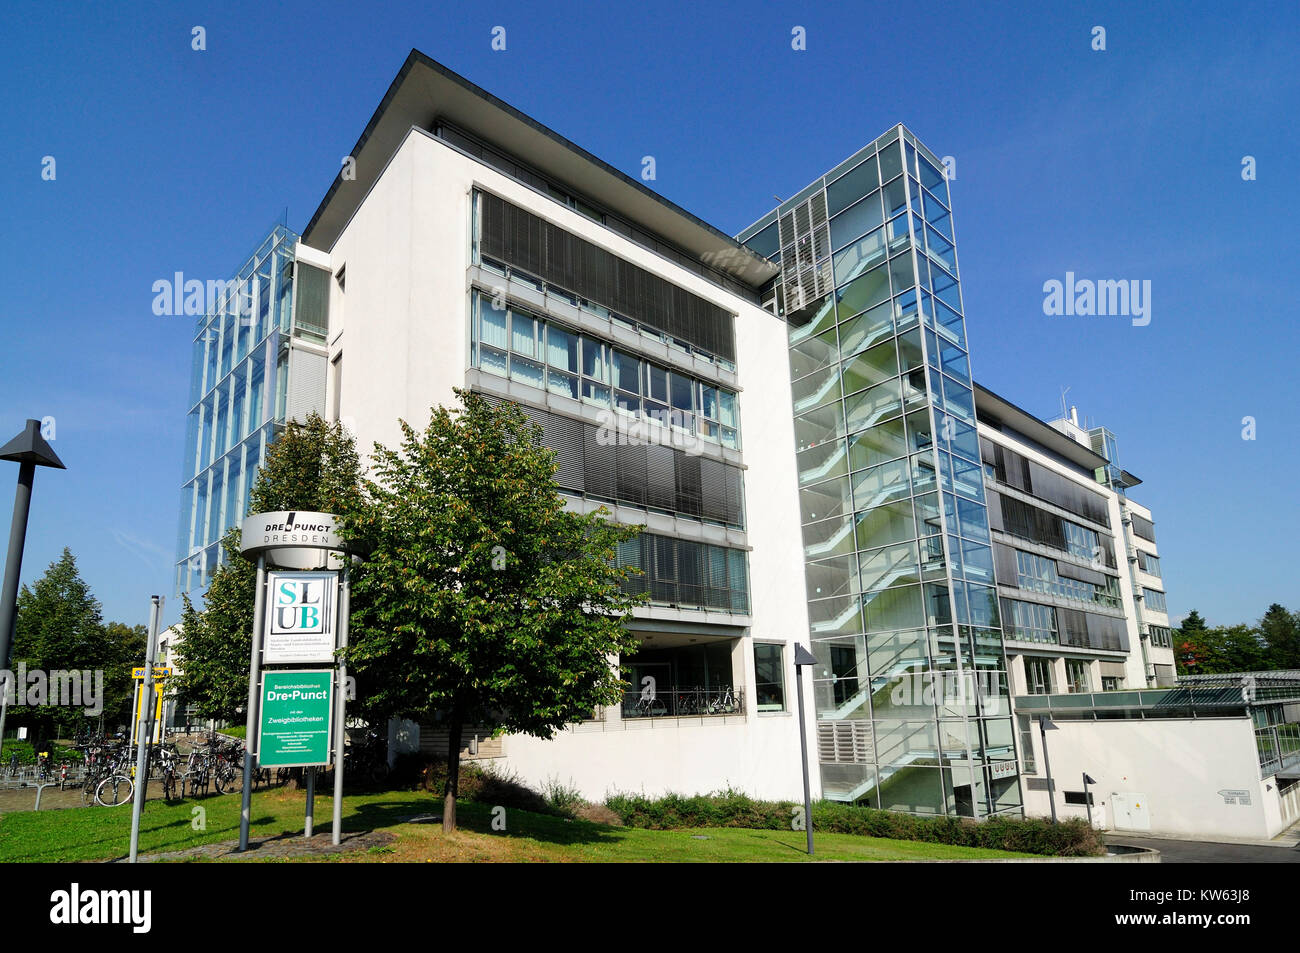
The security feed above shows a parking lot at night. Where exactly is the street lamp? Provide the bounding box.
[792,643,817,856]
[1082,772,1097,827]
[0,420,66,762]
[1038,715,1059,823]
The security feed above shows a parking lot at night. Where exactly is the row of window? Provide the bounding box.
[1013,550,1122,609]
[990,490,1118,570]
[472,292,741,449]
[614,532,749,614]
[980,438,1110,527]
[476,394,746,528]
[474,191,737,363]
[1023,657,1093,695]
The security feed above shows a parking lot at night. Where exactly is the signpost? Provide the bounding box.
[238,511,359,851]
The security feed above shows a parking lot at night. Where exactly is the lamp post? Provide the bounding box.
[792,643,817,856]
[0,420,65,763]
[1039,715,1059,823]
[1082,772,1097,827]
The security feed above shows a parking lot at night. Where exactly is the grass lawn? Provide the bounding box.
[0,787,1035,863]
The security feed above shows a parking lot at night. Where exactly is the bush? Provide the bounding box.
[605,791,1106,857]
[541,777,585,817]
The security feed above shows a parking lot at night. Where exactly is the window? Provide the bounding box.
[1002,598,1058,644]
[753,644,786,712]
[1137,551,1161,577]
[1142,588,1167,613]
[1025,657,1053,694]
[1065,660,1091,694]
[1131,513,1156,542]
[1148,624,1172,648]
[470,292,741,446]
[1101,676,1121,691]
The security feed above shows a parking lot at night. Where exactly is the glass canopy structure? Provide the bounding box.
[740,125,1021,817]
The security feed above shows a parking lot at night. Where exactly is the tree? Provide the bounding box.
[1175,609,1209,674]
[1259,604,1300,670]
[174,414,362,721]
[342,391,646,831]
[11,549,109,738]
[101,622,148,727]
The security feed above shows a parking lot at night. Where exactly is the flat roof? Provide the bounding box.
[973,382,1114,475]
[302,50,778,288]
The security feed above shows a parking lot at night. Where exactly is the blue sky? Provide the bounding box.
[1,0,1296,630]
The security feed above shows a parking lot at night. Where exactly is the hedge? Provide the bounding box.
[605,789,1106,857]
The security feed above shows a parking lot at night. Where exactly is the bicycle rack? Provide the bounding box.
[32,780,59,811]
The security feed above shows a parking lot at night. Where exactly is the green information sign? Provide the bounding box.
[257,670,334,768]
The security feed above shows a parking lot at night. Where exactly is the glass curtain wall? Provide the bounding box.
[743,127,1020,817]
[175,224,299,595]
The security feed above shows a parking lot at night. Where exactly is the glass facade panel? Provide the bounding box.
[756,125,1015,816]
[176,224,298,596]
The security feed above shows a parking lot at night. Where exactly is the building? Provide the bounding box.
[175,50,1212,820]
[174,222,328,595]
[1016,672,1300,839]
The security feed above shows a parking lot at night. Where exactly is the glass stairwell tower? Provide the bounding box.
[739,125,1021,817]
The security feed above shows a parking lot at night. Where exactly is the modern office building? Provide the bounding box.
[176,50,1209,819]
[174,223,329,594]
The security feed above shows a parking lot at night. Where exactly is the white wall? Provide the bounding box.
[311,126,816,802]
[1021,716,1281,839]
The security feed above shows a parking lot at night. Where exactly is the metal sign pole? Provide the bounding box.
[128,596,163,863]
[1083,772,1093,827]
[238,554,268,852]
[304,766,315,838]
[331,561,350,846]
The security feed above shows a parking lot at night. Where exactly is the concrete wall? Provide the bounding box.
[310,127,816,802]
[1021,715,1280,839]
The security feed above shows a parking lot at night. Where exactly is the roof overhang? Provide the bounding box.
[973,383,1111,473]
[302,50,778,289]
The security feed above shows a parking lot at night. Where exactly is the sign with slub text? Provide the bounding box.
[257,670,334,767]
[263,571,338,664]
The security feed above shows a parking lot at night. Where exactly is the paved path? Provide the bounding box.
[130,829,395,863]
[1106,835,1300,863]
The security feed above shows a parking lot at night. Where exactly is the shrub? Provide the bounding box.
[604,790,1106,857]
[541,777,585,817]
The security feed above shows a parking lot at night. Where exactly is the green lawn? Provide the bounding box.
[0,788,1035,863]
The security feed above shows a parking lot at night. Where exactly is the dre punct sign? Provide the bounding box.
[240,510,347,570]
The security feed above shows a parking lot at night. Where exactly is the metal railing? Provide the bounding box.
[622,686,743,719]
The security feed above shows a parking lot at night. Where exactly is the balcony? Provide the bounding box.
[621,686,744,719]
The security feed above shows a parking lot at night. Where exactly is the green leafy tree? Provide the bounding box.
[1175,609,1208,674]
[101,622,148,727]
[10,550,110,738]
[1259,604,1300,670]
[342,391,646,831]
[174,414,361,721]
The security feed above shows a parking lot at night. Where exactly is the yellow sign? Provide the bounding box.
[132,666,172,681]
[130,682,165,745]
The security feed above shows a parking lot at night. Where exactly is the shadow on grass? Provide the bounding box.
[345,797,626,848]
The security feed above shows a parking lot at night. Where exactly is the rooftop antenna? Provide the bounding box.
[1059,386,1071,421]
